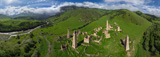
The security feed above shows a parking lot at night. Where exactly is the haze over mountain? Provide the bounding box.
[0,14,10,19]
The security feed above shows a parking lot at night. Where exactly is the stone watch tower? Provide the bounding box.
[125,35,130,51]
[106,20,109,31]
[72,31,77,48]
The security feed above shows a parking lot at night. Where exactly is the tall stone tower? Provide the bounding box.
[125,35,130,51]
[72,31,77,48]
[67,28,70,38]
[104,20,110,38]
[106,20,109,31]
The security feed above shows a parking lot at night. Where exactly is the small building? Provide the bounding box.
[84,35,91,43]
[61,44,67,51]
[82,32,87,35]
[94,27,102,32]
[116,26,122,31]
[76,30,81,36]
[103,30,110,38]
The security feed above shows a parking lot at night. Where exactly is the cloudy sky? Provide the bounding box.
[0,0,159,17]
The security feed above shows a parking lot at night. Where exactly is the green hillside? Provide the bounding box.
[135,11,160,22]
[44,9,107,34]
[0,19,45,32]
[0,9,153,57]
[80,9,151,57]
[39,9,151,57]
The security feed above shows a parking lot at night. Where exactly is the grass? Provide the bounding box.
[39,9,151,57]
[0,19,44,32]
[0,9,153,57]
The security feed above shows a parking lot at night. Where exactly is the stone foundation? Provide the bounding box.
[61,44,67,51]
[84,35,91,43]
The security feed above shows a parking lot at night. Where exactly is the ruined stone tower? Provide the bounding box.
[84,35,91,43]
[72,31,77,48]
[67,28,70,38]
[116,26,121,31]
[125,35,130,51]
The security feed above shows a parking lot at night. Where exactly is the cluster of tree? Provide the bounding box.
[0,39,39,57]
[0,21,45,32]
[135,11,160,22]
[0,47,21,57]
[143,23,160,56]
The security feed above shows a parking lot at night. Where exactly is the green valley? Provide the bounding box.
[0,8,159,57]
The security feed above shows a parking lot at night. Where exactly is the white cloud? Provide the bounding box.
[4,0,21,4]
[104,0,146,5]
[141,6,160,17]
[0,1,160,17]
[37,0,46,2]
[0,5,60,16]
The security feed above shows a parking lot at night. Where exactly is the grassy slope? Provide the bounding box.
[135,11,160,22]
[0,9,152,57]
[42,9,106,34]
[39,9,107,57]
[38,9,151,57]
[80,9,151,57]
[0,19,39,26]
[0,19,44,32]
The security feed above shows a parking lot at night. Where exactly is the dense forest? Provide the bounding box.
[0,34,40,57]
[143,23,160,56]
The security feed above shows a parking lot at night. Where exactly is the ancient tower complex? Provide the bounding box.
[125,35,130,51]
[84,35,91,43]
[72,31,77,48]
[67,28,70,38]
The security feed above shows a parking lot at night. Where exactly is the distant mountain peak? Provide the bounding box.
[0,14,11,19]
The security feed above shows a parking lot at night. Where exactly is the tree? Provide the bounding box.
[30,33,34,38]
[155,50,159,55]
[24,44,31,53]
[17,41,21,44]
[17,35,20,39]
